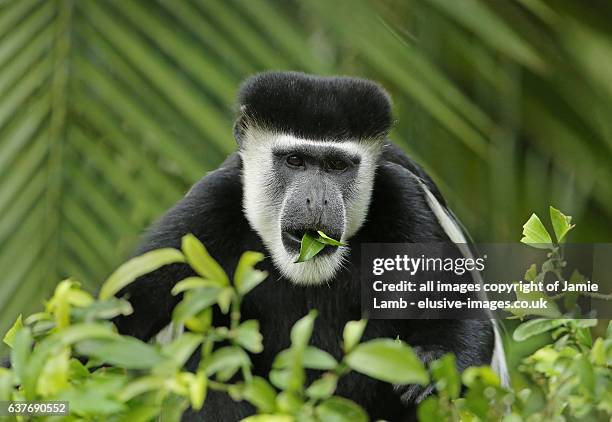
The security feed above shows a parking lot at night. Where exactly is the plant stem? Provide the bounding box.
[208,380,230,392]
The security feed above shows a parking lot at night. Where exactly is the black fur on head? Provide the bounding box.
[234,71,393,143]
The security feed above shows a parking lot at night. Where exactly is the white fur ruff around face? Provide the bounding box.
[240,128,381,285]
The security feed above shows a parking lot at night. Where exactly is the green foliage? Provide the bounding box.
[420,319,612,422]
[99,249,186,300]
[0,200,610,421]
[0,234,428,421]
[295,231,346,263]
[520,213,553,248]
[549,206,575,244]
[345,339,429,385]
[419,208,612,421]
[342,319,367,354]
[295,233,325,263]
[512,207,611,320]
[520,206,574,248]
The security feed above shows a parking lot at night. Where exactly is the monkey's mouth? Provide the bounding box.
[281,229,336,257]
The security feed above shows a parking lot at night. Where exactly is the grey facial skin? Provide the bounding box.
[273,145,359,256]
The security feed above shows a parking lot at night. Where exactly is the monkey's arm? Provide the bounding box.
[396,319,495,403]
[112,154,247,341]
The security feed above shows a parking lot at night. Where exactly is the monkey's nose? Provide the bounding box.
[306,197,328,209]
[306,197,327,224]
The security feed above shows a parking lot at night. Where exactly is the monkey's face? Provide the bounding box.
[241,129,382,285]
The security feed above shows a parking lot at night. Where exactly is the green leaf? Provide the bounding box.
[294,232,326,263]
[68,358,90,381]
[203,346,251,380]
[189,370,207,410]
[315,396,368,422]
[99,248,185,299]
[417,396,446,420]
[269,368,291,391]
[430,354,461,400]
[55,323,118,346]
[590,338,606,366]
[181,234,229,285]
[184,308,213,333]
[345,338,429,385]
[2,314,22,348]
[118,376,167,401]
[520,213,553,248]
[461,366,501,388]
[171,276,226,295]
[72,297,133,322]
[235,320,263,353]
[234,251,268,295]
[316,230,346,246]
[290,310,317,350]
[172,288,220,323]
[22,324,116,399]
[576,326,593,348]
[276,391,304,413]
[24,312,52,325]
[273,346,338,371]
[574,354,595,394]
[0,368,13,401]
[10,326,32,384]
[549,206,574,243]
[47,280,78,329]
[302,346,338,370]
[67,288,95,307]
[293,230,345,264]
[343,319,367,353]
[161,333,204,370]
[216,287,234,314]
[159,394,190,422]
[524,264,538,282]
[37,347,70,396]
[243,376,277,413]
[60,385,127,416]
[513,318,570,341]
[75,336,165,369]
[116,404,161,422]
[306,373,338,399]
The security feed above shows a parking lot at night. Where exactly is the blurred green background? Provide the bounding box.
[1,0,611,365]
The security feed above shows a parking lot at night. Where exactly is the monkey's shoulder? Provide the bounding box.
[380,141,446,205]
[135,153,256,259]
[360,154,446,243]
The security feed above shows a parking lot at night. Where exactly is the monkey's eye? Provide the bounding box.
[286,154,305,168]
[327,159,349,172]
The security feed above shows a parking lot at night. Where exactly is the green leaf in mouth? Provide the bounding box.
[316,231,346,247]
[294,231,346,263]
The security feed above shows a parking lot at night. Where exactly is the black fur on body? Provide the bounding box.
[114,73,495,421]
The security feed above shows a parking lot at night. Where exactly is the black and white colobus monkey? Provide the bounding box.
[114,72,508,421]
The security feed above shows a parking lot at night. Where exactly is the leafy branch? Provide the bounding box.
[1,233,426,422]
[418,207,612,421]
